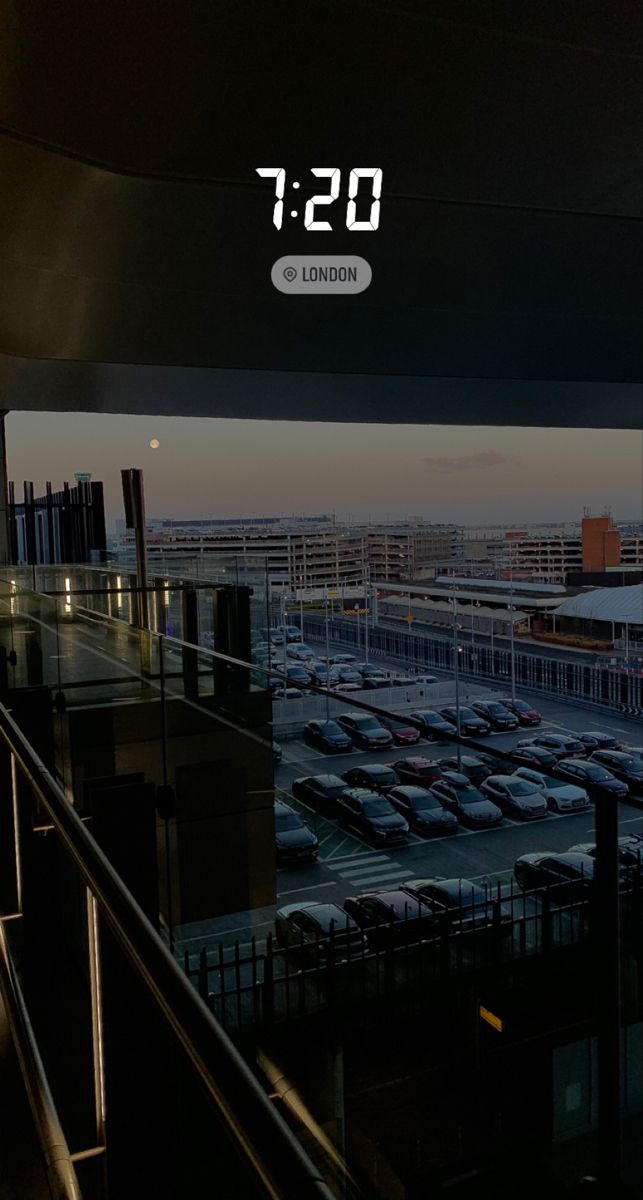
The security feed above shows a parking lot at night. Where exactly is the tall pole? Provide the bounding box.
[324,586,331,722]
[299,582,304,642]
[452,580,461,769]
[509,575,516,702]
[281,592,288,690]
[355,603,360,655]
[364,573,370,664]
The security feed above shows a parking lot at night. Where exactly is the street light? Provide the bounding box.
[364,574,370,664]
[324,585,331,722]
[354,602,361,654]
[508,576,517,702]
[451,580,462,769]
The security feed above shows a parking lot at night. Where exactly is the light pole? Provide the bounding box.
[364,574,370,664]
[281,590,289,689]
[324,585,331,722]
[355,602,360,654]
[452,581,462,769]
[508,577,517,702]
[299,577,304,641]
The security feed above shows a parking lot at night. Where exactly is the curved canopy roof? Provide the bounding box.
[552,585,643,625]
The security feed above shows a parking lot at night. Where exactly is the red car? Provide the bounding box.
[378,715,421,746]
[499,698,542,726]
[392,757,442,788]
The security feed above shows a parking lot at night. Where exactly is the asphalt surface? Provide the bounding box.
[177,681,642,963]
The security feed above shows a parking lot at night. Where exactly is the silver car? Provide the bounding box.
[513,766,590,813]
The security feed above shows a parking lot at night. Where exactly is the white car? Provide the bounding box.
[514,767,590,813]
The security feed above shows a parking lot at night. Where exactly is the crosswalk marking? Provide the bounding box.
[326,854,386,873]
[330,856,391,876]
[343,869,415,889]
[340,862,403,880]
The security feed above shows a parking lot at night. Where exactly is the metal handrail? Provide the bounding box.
[0,703,336,1200]
[0,920,82,1200]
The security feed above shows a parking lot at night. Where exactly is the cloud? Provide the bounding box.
[422,450,510,473]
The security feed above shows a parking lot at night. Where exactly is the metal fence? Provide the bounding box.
[185,875,643,1035]
[302,616,643,720]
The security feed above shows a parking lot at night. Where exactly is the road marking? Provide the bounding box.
[324,848,380,864]
[338,862,401,880]
[178,919,274,943]
[342,870,415,888]
[277,881,336,896]
[619,816,643,826]
[587,725,630,734]
[325,854,389,871]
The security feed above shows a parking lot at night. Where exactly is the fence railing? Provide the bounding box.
[0,701,336,1200]
[302,616,643,719]
[184,875,643,1035]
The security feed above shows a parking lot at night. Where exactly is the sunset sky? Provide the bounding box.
[6,411,642,532]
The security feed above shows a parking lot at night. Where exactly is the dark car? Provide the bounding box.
[389,785,459,837]
[470,701,519,732]
[590,751,643,796]
[476,751,518,775]
[330,652,357,664]
[439,755,493,785]
[303,719,352,753]
[553,758,629,800]
[336,712,394,750]
[275,902,363,963]
[439,706,490,737]
[408,710,457,742]
[291,774,347,812]
[402,878,511,931]
[378,715,421,746]
[342,763,399,794]
[335,788,409,845]
[577,730,621,751]
[334,665,364,685]
[480,774,548,820]
[531,733,587,760]
[343,890,437,946]
[510,743,558,769]
[514,851,595,898]
[429,772,503,827]
[392,756,442,787]
[568,837,643,875]
[274,801,319,865]
[285,664,311,686]
[498,698,542,726]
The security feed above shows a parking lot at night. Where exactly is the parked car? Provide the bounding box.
[510,744,558,769]
[567,836,643,875]
[276,625,303,643]
[389,673,416,687]
[291,774,347,812]
[342,764,399,795]
[332,681,362,693]
[577,730,621,751]
[378,715,422,746]
[275,902,363,962]
[330,653,357,664]
[343,890,437,946]
[285,664,311,685]
[303,719,352,753]
[334,665,364,685]
[514,851,595,898]
[274,801,319,865]
[476,751,517,775]
[356,662,386,678]
[439,755,493,785]
[412,674,439,686]
[530,733,587,759]
[392,756,442,787]
[438,706,490,737]
[335,788,409,845]
[429,772,503,827]
[408,710,457,742]
[389,785,458,836]
[360,673,392,690]
[272,740,283,765]
[589,751,643,796]
[273,686,313,700]
[402,878,511,931]
[336,712,394,750]
[513,766,590,813]
[470,701,519,732]
[497,698,542,726]
[553,758,629,800]
[479,774,548,820]
[287,643,316,661]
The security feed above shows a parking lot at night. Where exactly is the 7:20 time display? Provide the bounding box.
[255,168,382,231]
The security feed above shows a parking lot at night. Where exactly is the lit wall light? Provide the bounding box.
[64,576,72,614]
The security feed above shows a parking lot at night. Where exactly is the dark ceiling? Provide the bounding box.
[0,1,641,426]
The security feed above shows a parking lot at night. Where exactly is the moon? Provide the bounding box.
[149,438,160,449]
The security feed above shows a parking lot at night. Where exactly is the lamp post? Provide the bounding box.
[508,577,517,702]
[324,585,331,722]
[355,602,361,654]
[452,581,462,769]
[281,590,289,687]
[364,574,370,664]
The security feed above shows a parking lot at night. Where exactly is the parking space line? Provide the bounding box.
[619,816,643,826]
[278,881,337,896]
[342,870,415,888]
[339,862,397,880]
